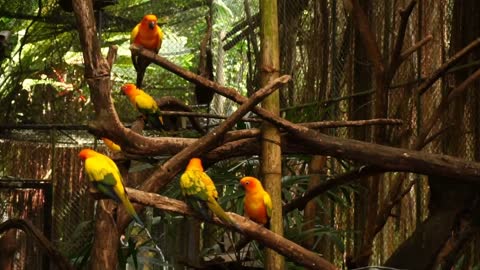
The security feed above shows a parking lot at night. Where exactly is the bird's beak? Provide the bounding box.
[237,183,244,189]
[148,21,156,29]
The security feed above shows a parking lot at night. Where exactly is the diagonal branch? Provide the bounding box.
[125,188,338,270]
[0,219,75,270]
[387,0,417,83]
[283,166,387,213]
[400,35,433,62]
[133,44,480,181]
[415,67,480,149]
[416,38,480,96]
[117,75,290,229]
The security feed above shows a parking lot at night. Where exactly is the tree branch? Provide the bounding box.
[416,38,480,96]
[124,188,338,270]
[387,0,417,83]
[117,75,290,229]
[283,166,386,213]
[0,219,75,270]
[415,67,480,149]
[132,43,480,181]
[400,35,433,62]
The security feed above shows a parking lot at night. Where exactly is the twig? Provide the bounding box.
[283,166,386,213]
[400,35,433,61]
[415,67,480,149]
[416,38,480,96]
[158,110,261,122]
[124,188,338,270]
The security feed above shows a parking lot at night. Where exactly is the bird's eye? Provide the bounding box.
[246,181,249,185]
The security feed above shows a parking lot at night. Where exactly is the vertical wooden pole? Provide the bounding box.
[259,0,284,269]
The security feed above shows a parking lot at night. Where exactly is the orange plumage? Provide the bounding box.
[130,14,164,87]
[240,176,272,225]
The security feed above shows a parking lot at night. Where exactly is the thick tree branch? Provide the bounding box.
[0,219,74,270]
[132,44,480,181]
[124,188,338,270]
[117,75,290,229]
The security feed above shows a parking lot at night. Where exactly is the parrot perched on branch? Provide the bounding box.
[121,83,164,130]
[240,176,272,226]
[180,158,236,227]
[78,148,143,226]
[130,14,164,88]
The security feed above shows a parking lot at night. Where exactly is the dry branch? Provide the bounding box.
[416,38,480,96]
[387,0,417,83]
[117,75,290,229]
[125,188,338,270]
[132,44,480,182]
[284,166,387,213]
[415,67,480,149]
[0,219,75,270]
[400,35,433,61]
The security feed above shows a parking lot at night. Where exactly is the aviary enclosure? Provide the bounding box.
[1,0,480,269]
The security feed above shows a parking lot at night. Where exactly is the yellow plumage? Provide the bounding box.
[79,149,143,226]
[180,158,236,227]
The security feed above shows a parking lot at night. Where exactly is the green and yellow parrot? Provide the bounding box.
[130,14,164,88]
[180,158,236,227]
[78,148,143,226]
[121,83,164,130]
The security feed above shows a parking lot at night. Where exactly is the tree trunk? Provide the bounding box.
[260,0,284,269]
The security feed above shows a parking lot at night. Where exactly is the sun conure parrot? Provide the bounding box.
[121,83,164,130]
[102,137,121,152]
[239,176,272,226]
[130,14,164,88]
[78,148,143,226]
[180,158,236,227]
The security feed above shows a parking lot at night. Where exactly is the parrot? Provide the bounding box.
[130,14,164,88]
[78,148,143,226]
[180,158,236,227]
[121,83,164,130]
[102,137,121,152]
[239,176,272,226]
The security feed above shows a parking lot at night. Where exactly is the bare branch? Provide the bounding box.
[400,35,433,61]
[117,75,290,229]
[283,166,386,213]
[0,219,75,270]
[125,188,338,270]
[415,67,480,149]
[416,38,480,96]
[387,0,417,82]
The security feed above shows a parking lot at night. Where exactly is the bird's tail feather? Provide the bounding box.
[121,195,144,227]
[207,198,241,231]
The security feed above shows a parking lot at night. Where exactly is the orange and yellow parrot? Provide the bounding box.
[240,176,272,226]
[102,137,121,152]
[78,148,143,226]
[130,14,164,88]
[121,83,164,130]
[180,158,236,227]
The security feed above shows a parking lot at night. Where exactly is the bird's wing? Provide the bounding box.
[130,23,140,44]
[263,192,272,219]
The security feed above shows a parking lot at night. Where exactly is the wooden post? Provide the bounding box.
[259,0,284,269]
